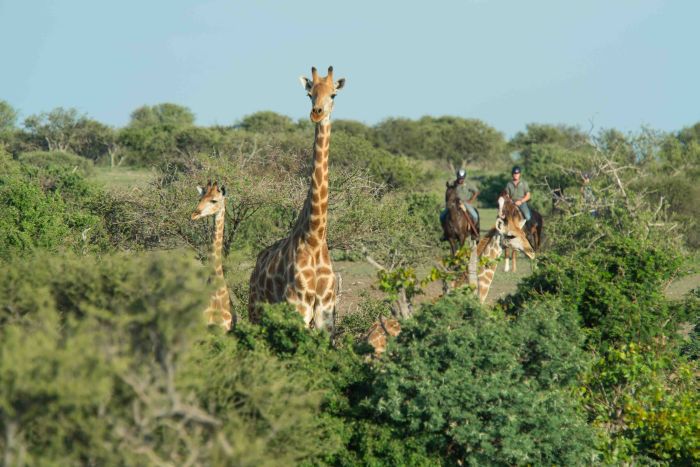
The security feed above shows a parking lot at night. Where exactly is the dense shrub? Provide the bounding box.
[582,343,699,465]
[0,252,338,465]
[18,150,94,175]
[371,290,595,465]
[0,175,71,258]
[503,233,683,348]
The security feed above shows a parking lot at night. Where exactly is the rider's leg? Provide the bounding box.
[440,208,448,224]
[519,202,532,222]
[465,204,479,224]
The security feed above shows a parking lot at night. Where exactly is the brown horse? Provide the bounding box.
[498,192,543,272]
[442,181,480,256]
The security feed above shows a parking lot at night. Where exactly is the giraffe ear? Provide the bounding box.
[335,78,346,91]
[196,185,205,196]
[518,218,527,229]
[299,76,312,91]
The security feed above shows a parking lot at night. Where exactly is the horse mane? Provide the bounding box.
[499,193,525,223]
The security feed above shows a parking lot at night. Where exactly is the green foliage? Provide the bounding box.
[0,100,18,131]
[128,103,195,128]
[332,132,426,190]
[237,110,296,133]
[0,175,70,258]
[18,150,94,175]
[646,129,700,248]
[0,252,341,465]
[118,103,196,166]
[476,172,510,208]
[372,290,595,465]
[377,267,422,301]
[424,244,474,287]
[675,287,700,360]
[21,107,112,161]
[373,116,509,168]
[510,123,591,160]
[336,295,389,340]
[333,119,372,140]
[504,234,682,348]
[582,343,700,464]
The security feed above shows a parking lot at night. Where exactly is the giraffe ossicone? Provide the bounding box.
[248,66,345,332]
[191,181,234,331]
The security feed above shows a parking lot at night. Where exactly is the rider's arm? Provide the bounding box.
[516,191,530,206]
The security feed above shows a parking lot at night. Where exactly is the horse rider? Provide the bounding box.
[441,168,479,226]
[505,165,532,223]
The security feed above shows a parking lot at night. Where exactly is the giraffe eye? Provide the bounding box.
[210,199,218,204]
[331,94,336,99]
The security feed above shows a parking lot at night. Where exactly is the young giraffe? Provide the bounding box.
[191,181,234,330]
[498,194,529,273]
[365,215,534,356]
[473,216,534,303]
[248,66,345,332]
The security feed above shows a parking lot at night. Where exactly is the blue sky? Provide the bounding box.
[1,0,697,136]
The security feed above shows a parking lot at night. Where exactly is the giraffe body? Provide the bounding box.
[191,182,234,330]
[248,67,345,332]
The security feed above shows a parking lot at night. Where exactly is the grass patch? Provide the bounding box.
[91,167,154,191]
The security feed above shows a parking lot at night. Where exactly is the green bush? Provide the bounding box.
[0,252,338,465]
[371,290,595,465]
[18,150,95,175]
[0,175,71,257]
[582,343,699,464]
[0,154,116,257]
[503,238,682,348]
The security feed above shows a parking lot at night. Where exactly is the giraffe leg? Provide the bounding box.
[295,300,314,328]
[313,298,335,333]
[313,274,336,333]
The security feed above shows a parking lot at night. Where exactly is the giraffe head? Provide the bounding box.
[191,181,226,220]
[495,217,535,259]
[299,66,345,123]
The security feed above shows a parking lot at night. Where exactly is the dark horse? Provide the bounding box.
[498,192,543,271]
[442,181,480,256]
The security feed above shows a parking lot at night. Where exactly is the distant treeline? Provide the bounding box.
[2,99,698,247]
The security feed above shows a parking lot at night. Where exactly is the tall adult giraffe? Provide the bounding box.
[248,66,345,332]
[191,181,234,330]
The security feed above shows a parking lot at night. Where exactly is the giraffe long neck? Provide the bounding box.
[212,207,226,283]
[295,121,330,242]
[476,233,503,303]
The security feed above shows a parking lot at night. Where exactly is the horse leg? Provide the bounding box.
[504,247,511,272]
[512,247,517,273]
